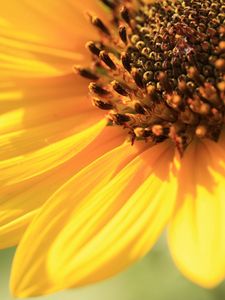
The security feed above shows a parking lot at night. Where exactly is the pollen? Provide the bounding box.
[76,0,225,155]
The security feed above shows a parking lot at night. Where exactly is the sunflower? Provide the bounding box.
[1,0,225,297]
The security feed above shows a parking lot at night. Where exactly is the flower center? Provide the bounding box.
[76,0,225,155]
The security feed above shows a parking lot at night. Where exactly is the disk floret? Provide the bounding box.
[76,0,225,154]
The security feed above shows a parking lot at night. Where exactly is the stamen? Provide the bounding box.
[89,15,111,36]
[92,98,113,110]
[86,41,101,56]
[99,51,117,70]
[111,80,128,96]
[119,26,128,44]
[78,0,225,155]
[89,82,109,96]
[74,66,99,80]
[121,52,131,72]
[120,6,131,26]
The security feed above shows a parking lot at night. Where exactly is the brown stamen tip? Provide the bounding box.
[121,52,131,72]
[92,98,113,110]
[99,51,117,70]
[89,82,109,96]
[74,66,99,80]
[100,0,116,10]
[111,80,128,96]
[86,41,101,56]
[131,68,144,89]
[89,15,111,36]
[110,113,130,125]
[119,26,127,44]
[120,6,131,26]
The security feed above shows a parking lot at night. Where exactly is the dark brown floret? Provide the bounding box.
[78,0,225,155]
[119,26,128,44]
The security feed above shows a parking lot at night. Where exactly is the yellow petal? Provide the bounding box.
[11,141,177,297]
[0,0,104,76]
[168,139,225,288]
[0,74,94,118]
[0,126,124,249]
[0,119,105,187]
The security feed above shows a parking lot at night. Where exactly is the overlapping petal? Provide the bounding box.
[10,141,178,297]
[168,139,225,288]
[0,0,106,247]
[0,125,125,248]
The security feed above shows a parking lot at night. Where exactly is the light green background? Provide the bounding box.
[1,237,225,300]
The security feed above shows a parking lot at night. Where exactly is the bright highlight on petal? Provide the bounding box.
[11,141,178,297]
[168,140,225,288]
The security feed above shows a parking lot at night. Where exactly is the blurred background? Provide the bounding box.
[1,236,225,300]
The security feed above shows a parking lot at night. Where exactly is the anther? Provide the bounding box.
[119,26,127,44]
[89,82,109,96]
[89,15,111,36]
[110,113,130,125]
[92,98,113,110]
[121,6,131,26]
[74,66,99,80]
[121,52,131,72]
[111,80,128,96]
[99,51,117,70]
[131,68,144,89]
[86,41,101,56]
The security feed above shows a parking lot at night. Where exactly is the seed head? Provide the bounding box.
[78,0,225,155]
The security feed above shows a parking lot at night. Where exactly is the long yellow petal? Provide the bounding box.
[0,126,124,248]
[168,139,225,288]
[0,74,95,122]
[0,0,104,75]
[11,141,177,297]
[0,119,105,187]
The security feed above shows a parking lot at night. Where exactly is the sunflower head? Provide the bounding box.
[76,0,225,155]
